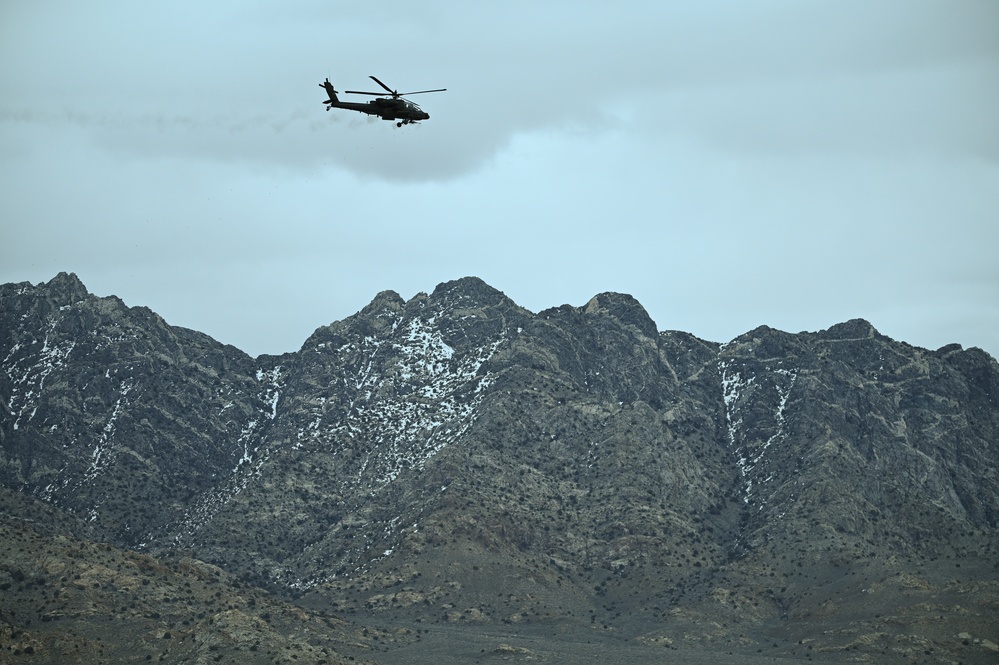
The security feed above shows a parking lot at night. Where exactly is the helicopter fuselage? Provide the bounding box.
[327,97,429,123]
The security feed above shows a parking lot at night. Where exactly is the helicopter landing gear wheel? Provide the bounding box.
[397,122,403,127]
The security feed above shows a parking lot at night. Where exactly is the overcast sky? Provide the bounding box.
[2,1,997,359]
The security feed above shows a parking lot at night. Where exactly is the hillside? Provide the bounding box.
[2,273,998,663]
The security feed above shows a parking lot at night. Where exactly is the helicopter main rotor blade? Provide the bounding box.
[369,76,397,95]
[344,90,388,96]
[399,88,447,95]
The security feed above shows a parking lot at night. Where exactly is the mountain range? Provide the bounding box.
[2,272,997,664]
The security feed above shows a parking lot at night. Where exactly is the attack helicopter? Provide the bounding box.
[320,75,445,127]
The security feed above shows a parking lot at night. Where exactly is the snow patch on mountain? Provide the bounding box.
[84,377,136,483]
[171,364,287,544]
[719,357,798,503]
[3,319,77,431]
[332,315,504,491]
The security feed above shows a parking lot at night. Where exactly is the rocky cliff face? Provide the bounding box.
[3,273,998,664]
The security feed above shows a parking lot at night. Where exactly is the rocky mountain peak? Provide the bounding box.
[419,277,526,331]
[818,317,879,340]
[44,271,90,303]
[430,275,510,305]
[583,291,659,339]
[360,288,406,315]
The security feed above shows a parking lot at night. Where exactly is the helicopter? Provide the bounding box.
[320,75,445,127]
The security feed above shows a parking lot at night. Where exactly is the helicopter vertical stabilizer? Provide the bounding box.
[320,78,339,105]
